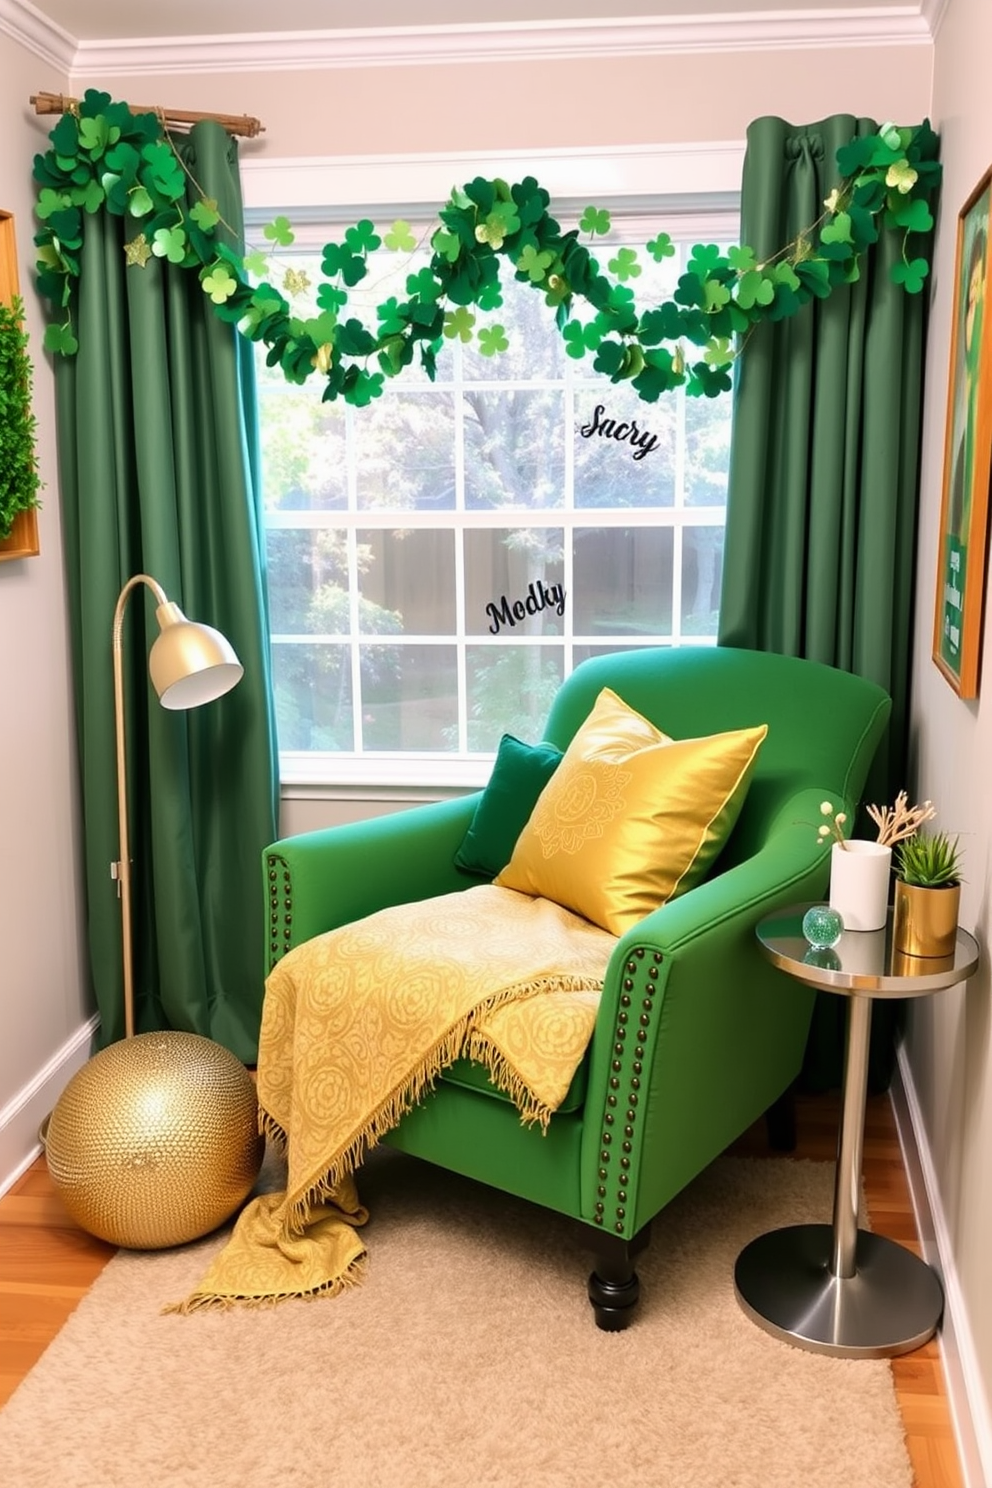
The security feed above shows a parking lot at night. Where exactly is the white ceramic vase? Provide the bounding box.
[828,839,892,932]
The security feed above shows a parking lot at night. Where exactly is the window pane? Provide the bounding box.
[573,526,674,638]
[355,391,457,511]
[574,385,677,509]
[464,527,565,637]
[685,390,732,508]
[360,644,457,751]
[466,645,564,751]
[259,383,348,511]
[681,526,724,637]
[267,528,351,636]
[357,528,456,634]
[463,389,565,510]
[460,281,567,381]
[272,641,353,751]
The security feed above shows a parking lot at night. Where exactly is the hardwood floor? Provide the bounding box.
[0,1159,115,1407]
[0,1089,965,1488]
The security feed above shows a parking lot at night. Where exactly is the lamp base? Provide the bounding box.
[44,1031,263,1249]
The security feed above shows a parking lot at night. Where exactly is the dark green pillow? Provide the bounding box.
[454,734,563,878]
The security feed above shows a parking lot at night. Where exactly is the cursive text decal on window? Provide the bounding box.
[486,580,566,635]
[580,403,659,461]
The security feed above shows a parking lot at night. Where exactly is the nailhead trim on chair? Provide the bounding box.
[267,854,293,971]
[594,948,663,1232]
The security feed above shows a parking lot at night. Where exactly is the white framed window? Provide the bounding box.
[242,150,741,786]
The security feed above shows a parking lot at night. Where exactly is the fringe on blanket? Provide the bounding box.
[277,974,602,1236]
[463,1028,553,1130]
[163,1257,369,1315]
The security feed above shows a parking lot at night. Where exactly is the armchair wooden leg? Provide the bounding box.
[587,1223,652,1331]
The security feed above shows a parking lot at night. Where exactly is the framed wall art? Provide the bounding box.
[933,167,992,698]
[0,209,41,563]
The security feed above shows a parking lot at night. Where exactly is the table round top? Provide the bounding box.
[756,904,980,998]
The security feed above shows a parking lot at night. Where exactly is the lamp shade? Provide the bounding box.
[149,600,244,710]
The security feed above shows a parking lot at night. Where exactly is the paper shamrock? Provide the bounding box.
[477,324,510,356]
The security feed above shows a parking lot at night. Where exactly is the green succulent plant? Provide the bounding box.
[894,831,964,888]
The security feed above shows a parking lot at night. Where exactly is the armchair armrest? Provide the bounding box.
[622,785,839,954]
[264,794,480,973]
[578,786,840,1231]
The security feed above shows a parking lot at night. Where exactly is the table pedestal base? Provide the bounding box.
[734,1223,943,1358]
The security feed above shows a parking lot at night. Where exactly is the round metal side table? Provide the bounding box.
[734,905,979,1359]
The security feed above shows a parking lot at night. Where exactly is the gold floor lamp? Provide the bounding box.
[112,574,244,1037]
[44,574,265,1250]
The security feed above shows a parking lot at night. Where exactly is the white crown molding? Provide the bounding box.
[0,0,74,71]
[240,140,745,215]
[0,1,938,81]
[921,0,951,39]
[33,7,934,82]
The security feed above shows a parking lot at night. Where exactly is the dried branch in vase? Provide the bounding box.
[865,790,936,847]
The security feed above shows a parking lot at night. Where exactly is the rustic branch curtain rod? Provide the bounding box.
[31,92,264,139]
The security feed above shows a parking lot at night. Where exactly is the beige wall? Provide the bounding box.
[0,35,90,1155]
[83,45,932,162]
[910,0,992,1449]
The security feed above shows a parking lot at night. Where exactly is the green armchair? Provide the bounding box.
[263,646,890,1328]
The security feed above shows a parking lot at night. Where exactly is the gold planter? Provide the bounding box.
[892,880,960,959]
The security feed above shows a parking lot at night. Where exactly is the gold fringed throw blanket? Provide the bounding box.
[175,885,616,1310]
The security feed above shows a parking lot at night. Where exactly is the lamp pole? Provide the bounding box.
[111,573,242,1038]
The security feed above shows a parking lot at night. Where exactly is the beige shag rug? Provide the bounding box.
[0,1146,913,1488]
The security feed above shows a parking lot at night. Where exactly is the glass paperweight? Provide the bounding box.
[802,904,844,950]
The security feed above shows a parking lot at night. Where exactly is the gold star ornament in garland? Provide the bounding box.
[283,267,311,296]
[124,233,152,268]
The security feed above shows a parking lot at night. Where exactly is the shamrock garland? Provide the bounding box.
[33,91,941,406]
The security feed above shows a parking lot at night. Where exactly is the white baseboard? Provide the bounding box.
[0,1015,100,1198]
[892,1047,992,1488]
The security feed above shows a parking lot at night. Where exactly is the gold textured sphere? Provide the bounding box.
[45,1031,264,1250]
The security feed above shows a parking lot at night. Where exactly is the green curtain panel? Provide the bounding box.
[55,121,279,1059]
[720,114,938,1089]
[720,114,936,803]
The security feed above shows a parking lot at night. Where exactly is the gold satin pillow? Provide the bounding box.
[494,688,767,936]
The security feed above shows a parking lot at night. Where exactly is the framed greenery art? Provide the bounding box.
[933,166,992,698]
[0,210,41,562]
